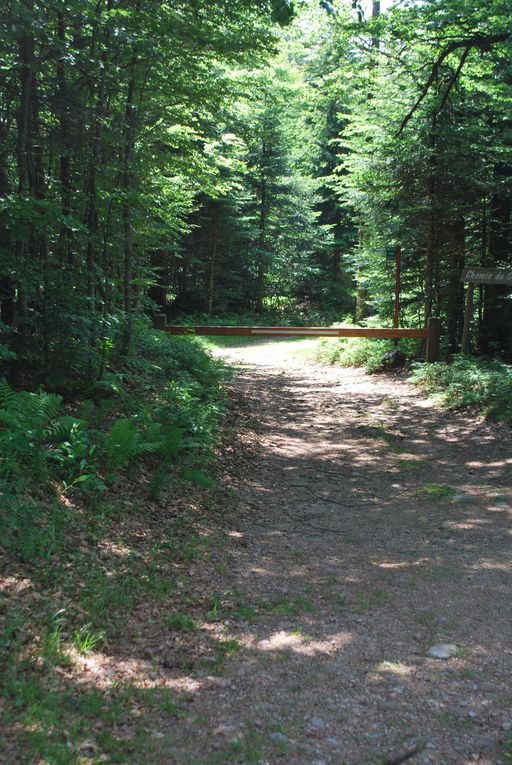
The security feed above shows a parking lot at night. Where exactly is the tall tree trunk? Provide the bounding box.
[0,119,14,327]
[208,206,219,316]
[480,182,512,354]
[446,215,465,351]
[424,112,438,323]
[256,153,269,313]
[85,0,113,319]
[356,0,380,322]
[56,11,72,266]
[332,221,343,284]
[17,8,33,197]
[29,36,49,369]
[476,197,487,336]
[122,56,137,343]
[14,1,35,352]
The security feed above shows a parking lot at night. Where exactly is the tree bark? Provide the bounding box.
[122,59,137,332]
[355,0,380,323]
[14,2,35,345]
[56,11,72,266]
[480,185,512,354]
[85,0,113,314]
[0,118,14,326]
[208,206,219,316]
[446,215,465,351]
[424,112,438,323]
[256,144,269,313]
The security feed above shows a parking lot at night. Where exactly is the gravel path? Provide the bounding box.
[169,340,512,765]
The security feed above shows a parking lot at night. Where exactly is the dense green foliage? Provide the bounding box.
[0,317,228,760]
[167,0,512,358]
[2,0,511,379]
[410,355,512,423]
[341,0,512,354]
[0,0,295,388]
[318,336,420,373]
[0,323,225,561]
[1,0,511,580]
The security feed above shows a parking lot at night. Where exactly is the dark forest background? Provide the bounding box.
[1,0,511,392]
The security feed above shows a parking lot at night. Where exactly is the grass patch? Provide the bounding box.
[199,334,321,365]
[200,590,316,625]
[410,354,512,423]
[395,457,425,470]
[333,591,350,608]
[204,592,259,622]
[415,483,456,500]
[71,624,106,654]
[263,595,315,616]
[0,515,216,762]
[215,637,243,656]
[356,423,404,452]
[1,652,182,764]
[501,733,512,763]
[208,729,269,764]
[164,613,197,631]
[353,587,391,613]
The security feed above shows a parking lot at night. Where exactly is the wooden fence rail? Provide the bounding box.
[153,315,441,362]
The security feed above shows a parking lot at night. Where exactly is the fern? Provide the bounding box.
[45,415,84,443]
[158,427,184,460]
[181,468,214,488]
[0,378,15,409]
[0,409,18,429]
[105,418,141,468]
[0,380,63,483]
[17,390,62,428]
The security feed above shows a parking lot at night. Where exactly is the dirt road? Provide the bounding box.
[173,339,512,764]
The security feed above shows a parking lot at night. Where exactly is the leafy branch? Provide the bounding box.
[397,32,511,135]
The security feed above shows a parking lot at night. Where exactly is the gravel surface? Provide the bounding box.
[162,339,512,765]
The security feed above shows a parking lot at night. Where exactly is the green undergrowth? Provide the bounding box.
[318,335,422,373]
[0,500,220,763]
[0,320,231,762]
[415,483,457,500]
[172,305,345,328]
[410,355,512,423]
[0,320,227,561]
[502,733,512,763]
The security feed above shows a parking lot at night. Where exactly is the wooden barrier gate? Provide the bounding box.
[153,315,441,362]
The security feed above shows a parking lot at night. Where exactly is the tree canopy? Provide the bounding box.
[1,0,512,389]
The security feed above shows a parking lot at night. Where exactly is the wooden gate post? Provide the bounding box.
[152,313,167,330]
[425,316,441,362]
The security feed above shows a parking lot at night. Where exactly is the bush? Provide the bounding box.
[0,320,228,560]
[0,378,88,486]
[172,307,349,329]
[317,335,422,373]
[410,355,512,423]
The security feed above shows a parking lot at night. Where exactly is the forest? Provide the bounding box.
[1,2,512,764]
[1,0,511,388]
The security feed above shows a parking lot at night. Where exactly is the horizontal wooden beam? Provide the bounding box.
[165,325,429,339]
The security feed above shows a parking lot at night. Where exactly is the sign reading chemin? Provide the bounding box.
[461,267,512,285]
